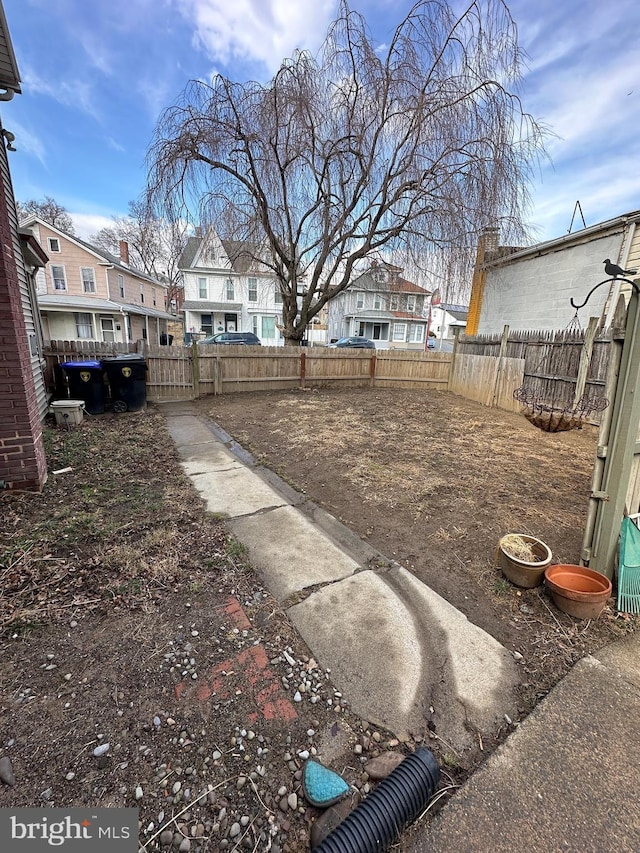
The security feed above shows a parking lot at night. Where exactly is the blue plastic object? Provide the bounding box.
[303,760,350,807]
[618,516,640,613]
[313,747,440,852]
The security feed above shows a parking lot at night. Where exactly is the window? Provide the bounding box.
[198,277,207,299]
[226,278,234,300]
[252,316,259,337]
[51,265,66,291]
[118,274,125,298]
[48,237,60,253]
[374,294,382,310]
[152,287,157,307]
[201,314,213,334]
[410,325,424,343]
[74,312,92,339]
[393,322,406,342]
[261,316,275,339]
[140,285,145,304]
[274,288,283,305]
[100,317,115,342]
[81,267,96,294]
[356,292,364,309]
[248,277,258,302]
[406,295,416,312]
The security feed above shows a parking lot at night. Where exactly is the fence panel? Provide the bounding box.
[43,340,136,391]
[305,350,374,388]
[145,344,194,401]
[375,350,451,389]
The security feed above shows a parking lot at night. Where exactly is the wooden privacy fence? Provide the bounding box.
[43,341,452,401]
[455,323,612,422]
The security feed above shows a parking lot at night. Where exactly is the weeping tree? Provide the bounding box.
[148,0,546,345]
[91,200,189,310]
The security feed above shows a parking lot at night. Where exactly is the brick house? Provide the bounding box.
[0,2,49,491]
[21,217,175,345]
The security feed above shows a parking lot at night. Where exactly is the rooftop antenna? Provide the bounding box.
[568,200,587,233]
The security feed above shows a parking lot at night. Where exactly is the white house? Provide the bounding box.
[430,303,468,342]
[179,231,286,345]
[327,261,431,349]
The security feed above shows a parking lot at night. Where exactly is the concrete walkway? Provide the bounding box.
[163,407,520,752]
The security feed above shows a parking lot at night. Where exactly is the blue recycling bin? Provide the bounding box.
[58,360,105,414]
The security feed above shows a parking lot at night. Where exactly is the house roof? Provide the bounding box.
[389,278,430,295]
[19,228,48,267]
[21,217,168,288]
[391,311,428,322]
[439,303,469,320]
[484,209,640,269]
[350,267,430,295]
[179,233,272,276]
[0,3,21,97]
[38,294,174,319]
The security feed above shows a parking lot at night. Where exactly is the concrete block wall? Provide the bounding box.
[479,233,624,334]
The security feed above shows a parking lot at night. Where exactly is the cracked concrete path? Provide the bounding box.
[163,408,520,751]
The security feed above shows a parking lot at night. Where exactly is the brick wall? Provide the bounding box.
[0,130,47,492]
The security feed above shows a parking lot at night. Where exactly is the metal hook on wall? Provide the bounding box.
[570,277,640,312]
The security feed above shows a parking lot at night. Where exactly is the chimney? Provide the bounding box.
[119,240,130,266]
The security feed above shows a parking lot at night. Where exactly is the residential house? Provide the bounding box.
[21,217,174,344]
[430,303,468,343]
[179,230,286,345]
[0,1,49,491]
[467,213,640,336]
[326,261,431,349]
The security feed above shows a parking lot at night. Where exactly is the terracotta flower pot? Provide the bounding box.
[497,534,552,588]
[544,564,612,619]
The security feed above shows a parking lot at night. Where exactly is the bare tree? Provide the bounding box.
[148,0,546,345]
[91,200,189,309]
[17,195,75,234]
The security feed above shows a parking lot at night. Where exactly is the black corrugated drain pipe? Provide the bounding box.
[313,747,440,852]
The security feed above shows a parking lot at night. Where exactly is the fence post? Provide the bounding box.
[447,334,459,390]
[300,351,306,389]
[191,341,200,399]
[491,324,510,407]
[572,316,598,407]
[214,356,221,396]
[370,352,377,388]
[589,287,640,578]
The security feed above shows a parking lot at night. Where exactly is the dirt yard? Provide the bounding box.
[196,386,639,712]
[1,389,638,852]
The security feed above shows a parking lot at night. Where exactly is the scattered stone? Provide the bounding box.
[366,752,405,780]
[287,792,298,810]
[179,839,191,852]
[513,651,524,661]
[65,772,75,781]
[93,743,110,757]
[293,691,302,703]
[160,830,173,847]
[229,822,241,838]
[135,786,144,800]
[0,757,15,786]
[154,716,161,727]
[297,750,310,760]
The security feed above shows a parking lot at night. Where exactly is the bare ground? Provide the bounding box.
[194,386,640,714]
[1,389,638,852]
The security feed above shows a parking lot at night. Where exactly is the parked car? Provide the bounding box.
[199,331,261,346]
[427,339,436,349]
[327,336,377,349]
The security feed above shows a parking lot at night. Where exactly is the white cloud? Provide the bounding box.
[172,0,338,74]
[106,137,126,153]
[4,120,46,166]
[22,65,101,122]
[69,213,118,240]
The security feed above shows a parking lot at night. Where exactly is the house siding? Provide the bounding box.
[0,116,47,491]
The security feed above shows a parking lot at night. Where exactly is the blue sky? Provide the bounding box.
[3,0,640,244]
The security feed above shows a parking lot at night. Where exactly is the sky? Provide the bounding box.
[3,0,640,246]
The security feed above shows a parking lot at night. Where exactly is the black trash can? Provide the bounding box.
[101,354,147,413]
[58,360,105,414]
